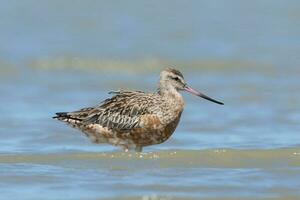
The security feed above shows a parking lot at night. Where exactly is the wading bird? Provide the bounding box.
[53,68,223,152]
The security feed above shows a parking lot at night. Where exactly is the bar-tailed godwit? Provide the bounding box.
[53,68,223,152]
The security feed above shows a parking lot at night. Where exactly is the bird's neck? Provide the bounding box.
[157,87,184,125]
[158,86,184,111]
[157,83,184,107]
[158,85,179,97]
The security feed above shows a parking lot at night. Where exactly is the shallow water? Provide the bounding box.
[1,149,300,200]
[1,68,300,200]
[1,0,300,199]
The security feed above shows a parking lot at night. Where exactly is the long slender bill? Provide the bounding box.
[184,86,224,105]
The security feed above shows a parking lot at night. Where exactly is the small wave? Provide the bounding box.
[1,148,299,169]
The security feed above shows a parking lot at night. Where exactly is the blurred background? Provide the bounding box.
[0,1,300,200]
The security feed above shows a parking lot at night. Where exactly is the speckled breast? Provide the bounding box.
[156,112,182,144]
[130,111,183,146]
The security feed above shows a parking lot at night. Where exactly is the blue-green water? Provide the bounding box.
[1,1,300,200]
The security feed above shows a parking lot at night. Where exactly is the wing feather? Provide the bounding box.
[83,90,157,130]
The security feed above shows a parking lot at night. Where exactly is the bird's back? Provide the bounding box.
[54,90,157,126]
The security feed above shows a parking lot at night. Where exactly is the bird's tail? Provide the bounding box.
[53,107,94,127]
[53,112,79,120]
[53,112,84,128]
[53,112,66,119]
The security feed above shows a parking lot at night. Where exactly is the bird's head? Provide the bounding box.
[159,67,224,105]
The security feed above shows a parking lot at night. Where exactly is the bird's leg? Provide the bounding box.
[135,146,143,152]
[121,146,129,152]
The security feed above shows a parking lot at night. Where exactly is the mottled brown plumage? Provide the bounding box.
[53,68,223,152]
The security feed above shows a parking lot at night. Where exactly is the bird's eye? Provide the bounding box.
[172,77,180,81]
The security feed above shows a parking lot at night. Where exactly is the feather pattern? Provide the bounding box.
[83,90,159,130]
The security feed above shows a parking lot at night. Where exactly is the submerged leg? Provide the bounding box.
[135,146,143,152]
[121,146,129,152]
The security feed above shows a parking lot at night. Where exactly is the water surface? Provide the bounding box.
[1,1,300,199]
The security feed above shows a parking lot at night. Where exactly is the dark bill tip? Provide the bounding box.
[198,93,224,105]
[184,86,224,105]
